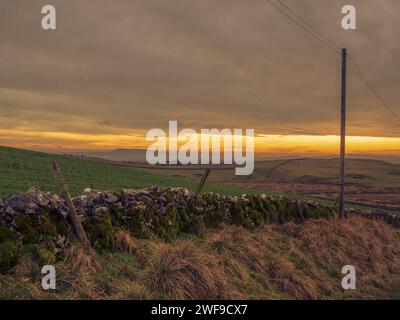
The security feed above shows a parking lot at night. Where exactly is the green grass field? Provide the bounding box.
[0,146,246,197]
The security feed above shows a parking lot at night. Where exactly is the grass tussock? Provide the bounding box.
[142,241,226,299]
[113,230,137,255]
[0,216,399,300]
[55,249,105,300]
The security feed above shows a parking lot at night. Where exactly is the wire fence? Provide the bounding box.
[0,150,142,197]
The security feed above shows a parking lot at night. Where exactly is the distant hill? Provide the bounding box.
[347,154,400,165]
[85,149,147,162]
[83,148,400,165]
[83,149,293,163]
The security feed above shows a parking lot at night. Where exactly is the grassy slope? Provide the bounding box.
[0,146,247,197]
[1,216,399,300]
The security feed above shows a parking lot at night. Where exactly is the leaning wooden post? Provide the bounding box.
[50,160,93,255]
[196,168,211,196]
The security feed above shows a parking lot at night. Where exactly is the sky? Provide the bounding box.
[0,0,399,155]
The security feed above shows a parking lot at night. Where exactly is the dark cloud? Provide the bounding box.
[0,0,399,145]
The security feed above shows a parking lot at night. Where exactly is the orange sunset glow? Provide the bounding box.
[1,127,399,156]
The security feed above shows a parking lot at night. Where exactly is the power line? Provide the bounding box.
[263,0,340,55]
[263,0,400,124]
[274,0,341,53]
[348,58,400,123]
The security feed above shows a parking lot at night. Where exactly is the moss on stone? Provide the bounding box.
[204,206,225,229]
[167,206,180,235]
[40,215,58,236]
[0,226,16,243]
[179,207,192,232]
[17,215,40,244]
[48,212,69,236]
[33,244,56,265]
[109,205,123,227]
[232,202,246,225]
[84,211,115,251]
[158,226,169,242]
[249,210,263,227]
[126,211,145,238]
[0,240,20,273]
[16,211,61,245]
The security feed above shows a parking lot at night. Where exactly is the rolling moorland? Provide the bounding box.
[141,158,400,212]
[1,146,400,299]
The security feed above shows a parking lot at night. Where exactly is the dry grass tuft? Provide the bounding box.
[112,282,152,300]
[55,246,105,299]
[113,230,137,255]
[65,246,99,271]
[142,240,226,299]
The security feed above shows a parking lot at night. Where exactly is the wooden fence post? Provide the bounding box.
[196,168,211,196]
[50,160,93,255]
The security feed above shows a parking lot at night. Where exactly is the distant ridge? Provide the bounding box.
[85,149,147,162]
[83,148,400,165]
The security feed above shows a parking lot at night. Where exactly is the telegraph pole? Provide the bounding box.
[339,48,347,219]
